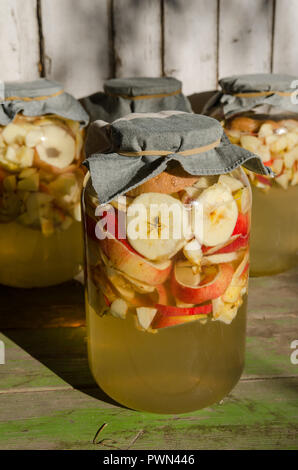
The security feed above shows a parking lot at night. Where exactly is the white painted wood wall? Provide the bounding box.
[0,0,297,99]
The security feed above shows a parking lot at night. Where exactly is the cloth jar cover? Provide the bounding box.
[203,73,298,119]
[81,77,192,123]
[0,79,89,126]
[84,111,274,204]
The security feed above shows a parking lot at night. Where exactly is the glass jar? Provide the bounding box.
[82,167,251,414]
[204,74,298,276]
[0,113,86,287]
[224,112,298,276]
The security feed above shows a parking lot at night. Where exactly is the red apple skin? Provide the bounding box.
[172,263,234,304]
[99,236,172,286]
[232,212,249,237]
[155,284,169,305]
[255,174,273,186]
[152,313,203,329]
[155,303,212,316]
[215,235,249,254]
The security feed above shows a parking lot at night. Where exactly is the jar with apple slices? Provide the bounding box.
[82,111,271,413]
[204,73,298,275]
[0,79,89,287]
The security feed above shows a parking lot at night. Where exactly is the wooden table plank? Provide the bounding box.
[0,378,297,450]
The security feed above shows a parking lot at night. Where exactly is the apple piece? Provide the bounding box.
[212,297,240,324]
[126,192,191,261]
[155,283,169,305]
[213,234,249,254]
[136,307,158,330]
[121,272,155,294]
[255,174,273,186]
[2,123,27,145]
[232,212,250,236]
[234,187,251,214]
[110,298,128,319]
[155,303,212,316]
[3,175,17,192]
[275,173,289,190]
[127,170,199,197]
[225,129,240,144]
[218,174,244,192]
[183,238,202,266]
[258,123,274,138]
[35,125,76,169]
[270,135,288,153]
[152,312,204,329]
[25,128,44,148]
[171,262,234,304]
[231,117,259,133]
[240,135,261,153]
[99,236,172,286]
[17,173,39,191]
[175,259,201,286]
[194,183,238,247]
[202,252,238,265]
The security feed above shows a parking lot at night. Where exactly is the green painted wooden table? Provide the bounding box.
[0,269,297,450]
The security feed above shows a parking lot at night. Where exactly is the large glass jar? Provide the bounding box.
[204,74,298,276]
[0,81,88,287]
[83,166,251,414]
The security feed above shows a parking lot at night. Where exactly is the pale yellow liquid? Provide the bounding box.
[0,221,83,287]
[250,184,298,276]
[86,287,247,414]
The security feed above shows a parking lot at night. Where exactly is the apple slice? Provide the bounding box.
[136,307,158,330]
[202,252,239,265]
[212,234,249,254]
[232,212,250,236]
[99,236,172,286]
[171,262,234,304]
[194,183,238,247]
[175,260,201,286]
[126,192,191,261]
[155,303,212,316]
[152,312,204,329]
[35,125,76,169]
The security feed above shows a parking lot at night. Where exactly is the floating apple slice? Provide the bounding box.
[193,183,238,247]
[218,174,244,192]
[212,297,240,325]
[175,260,201,286]
[183,238,202,266]
[213,234,249,254]
[126,192,191,261]
[202,252,238,265]
[136,307,158,330]
[35,125,76,169]
[155,303,212,316]
[99,235,172,286]
[233,187,251,214]
[232,212,250,236]
[110,298,128,319]
[171,262,234,304]
[155,284,169,305]
[222,251,249,303]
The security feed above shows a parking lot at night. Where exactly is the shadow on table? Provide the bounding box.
[0,280,128,409]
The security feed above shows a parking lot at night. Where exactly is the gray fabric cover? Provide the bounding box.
[204,73,298,118]
[84,111,273,204]
[0,79,89,126]
[81,77,192,122]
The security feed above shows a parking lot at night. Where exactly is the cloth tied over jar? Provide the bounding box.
[0,79,89,126]
[84,111,274,204]
[81,77,192,123]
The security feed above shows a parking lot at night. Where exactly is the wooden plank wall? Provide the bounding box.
[0,0,297,98]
